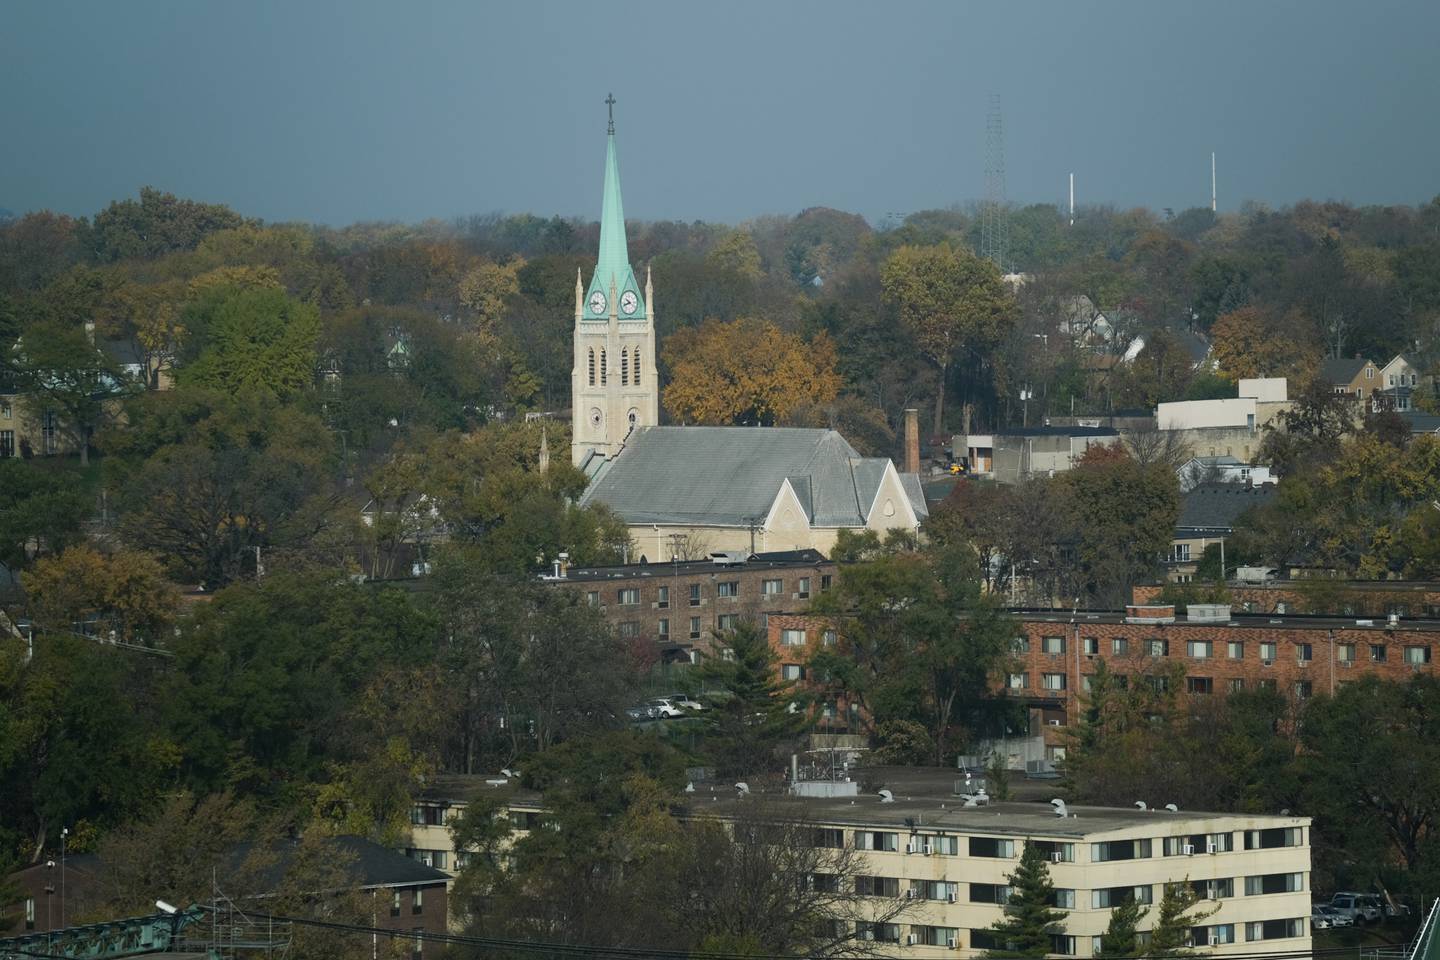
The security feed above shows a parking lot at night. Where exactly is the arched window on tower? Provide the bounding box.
[587,348,595,386]
[633,347,641,385]
[620,349,629,385]
[600,349,607,385]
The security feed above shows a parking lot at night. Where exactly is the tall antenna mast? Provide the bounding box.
[1069,172,1075,226]
[1211,151,1217,212]
[980,94,1008,271]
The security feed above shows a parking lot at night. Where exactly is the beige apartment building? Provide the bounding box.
[408,775,1311,958]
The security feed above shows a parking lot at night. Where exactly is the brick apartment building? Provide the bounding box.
[1135,581,1440,618]
[770,604,1440,752]
[546,549,836,662]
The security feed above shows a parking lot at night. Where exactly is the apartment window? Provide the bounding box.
[1042,673,1067,691]
[910,926,960,948]
[854,831,900,852]
[970,883,1013,904]
[1,402,10,419]
[1227,641,1244,659]
[1093,886,1153,908]
[410,805,444,827]
[717,581,739,598]
[1187,676,1213,694]
[41,411,56,454]
[1008,673,1029,690]
[1147,638,1168,657]
[1082,636,1099,655]
[1112,637,1129,655]
[689,584,702,606]
[856,921,901,943]
[761,578,783,596]
[1172,543,1191,563]
[619,621,640,638]
[1050,888,1076,909]
[812,828,845,849]
[1146,674,1171,693]
[782,664,804,681]
[1366,366,1375,379]
[822,629,837,646]
[1191,878,1235,900]
[1296,643,1313,663]
[24,896,34,930]
[1244,828,1303,850]
[0,430,13,458]
[1199,924,1236,946]
[1011,637,1031,654]
[1030,840,1074,863]
[1081,674,1095,692]
[1187,640,1213,658]
[689,617,702,639]
[781,628,807,646]
[1260,641,1278,662]
[1247,918,1305,942]
[1371,643,1387,662]
[1042,636,1066,655]
[586,591,599,607]
[969,837,1016,858]
[930,835,960,856]
[913,880,960,902]
[1228,678,1244,692]
[1293,680,1313,700]
[390,891,401,916]
[656,586,669,609]
[657,618,669,638]
[618,588,639,606]
[821,574,833,591]
[1244,875,1313,898]
[1092,839,1152,862]
[1406,645,1432,665]
[412,887,424,914]
[797,577,811,598]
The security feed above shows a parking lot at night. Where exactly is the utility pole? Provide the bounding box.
[1211,151,1217,213]
[1068,172,1074,226]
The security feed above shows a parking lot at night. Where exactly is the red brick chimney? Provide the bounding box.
[903,408,920,474]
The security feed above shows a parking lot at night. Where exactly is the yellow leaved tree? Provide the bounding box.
[661,318,841,426]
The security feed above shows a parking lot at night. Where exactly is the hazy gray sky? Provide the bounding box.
[3,0,1437,226]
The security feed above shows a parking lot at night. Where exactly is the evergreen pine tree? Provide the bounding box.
[1149,879,1218,958]
[981,840,1069,958]
[1096,896,1148,959]
[694,621,809,775]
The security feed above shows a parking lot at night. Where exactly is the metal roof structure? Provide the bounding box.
[578,426,926,527]
[581,97,645,323]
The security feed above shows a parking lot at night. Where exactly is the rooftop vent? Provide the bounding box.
[710,551,749,566]
[1187,604,1232,623]
[1125,604,1176,625]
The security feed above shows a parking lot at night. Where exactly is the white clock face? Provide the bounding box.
[589,407,603,429]
[588,290,607,315]
[620,290,638,315]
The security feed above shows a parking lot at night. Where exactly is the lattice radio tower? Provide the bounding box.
[979,94,1008,272]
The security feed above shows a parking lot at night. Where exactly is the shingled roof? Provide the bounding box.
[1177,482,1276,535]
[578,426,926,527]
[1320,357,1369,385]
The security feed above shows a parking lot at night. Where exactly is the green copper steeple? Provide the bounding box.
[583,94,645,321]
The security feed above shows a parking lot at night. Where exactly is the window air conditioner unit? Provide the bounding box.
[1209,936,1221,947]
[1183,844,1195,855]
[862,931,875,941]
[947,937,959,950]
[906,840,919,855]
[1206,841,1217,854]
[905,889,915,900]
[948,892,958,903]
[906,934,917,946]
[923,843,933,856]
[1050,852,1064,863]
[1262,659,1274,667]
[1048,719,1062,726]
[1341,660,1353,668]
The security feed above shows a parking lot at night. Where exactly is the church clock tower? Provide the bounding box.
[572,95,659,469]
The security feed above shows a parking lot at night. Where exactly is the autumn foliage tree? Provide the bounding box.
[1209,306,1317,381]
[881,243,1016,432]
[661,318,841,425]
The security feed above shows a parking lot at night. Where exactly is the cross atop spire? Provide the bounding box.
[605,93,616,134]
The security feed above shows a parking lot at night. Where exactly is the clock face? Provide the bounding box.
[588,290,607,315]
[589,407,603,429]
[620,290,638,315]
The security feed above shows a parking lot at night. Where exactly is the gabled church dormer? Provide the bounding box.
[572,94,659,468]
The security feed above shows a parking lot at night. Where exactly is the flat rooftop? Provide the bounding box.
[547,548,832,583]
[1011,608,1440,634]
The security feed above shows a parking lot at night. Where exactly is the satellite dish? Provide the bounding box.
[878,789,895,803]
[735,782,750,796]
[1135,801,1148,810]
[1164,803,1178,812]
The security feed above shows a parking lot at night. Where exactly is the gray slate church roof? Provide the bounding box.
[579,426,927,527]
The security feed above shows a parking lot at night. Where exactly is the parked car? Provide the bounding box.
[1331,893,1383,924]
[647,698,686,719]
[626,703,658,722]
[664,693,704,711]
[1312,904,1351,929]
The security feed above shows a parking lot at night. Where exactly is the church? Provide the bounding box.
[571,101,926,561]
